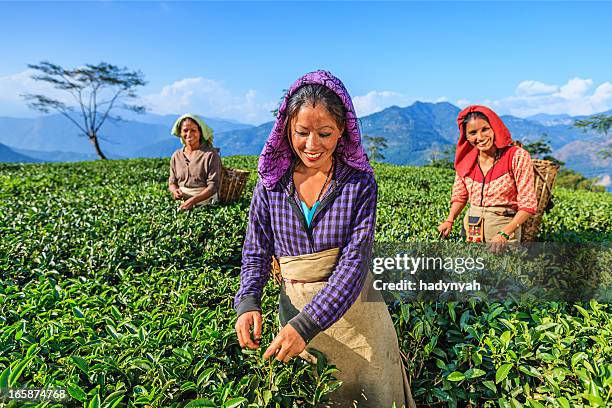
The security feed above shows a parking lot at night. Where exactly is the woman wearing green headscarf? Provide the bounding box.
[168,114,221,210]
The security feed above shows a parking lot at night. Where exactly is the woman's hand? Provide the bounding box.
[172,189,183,200]
[437,220,453,238]
[488,232,508,253]
[179,197,196,211]
[438,203,466,239]
[263,324,306,363]
[235,311,263,350]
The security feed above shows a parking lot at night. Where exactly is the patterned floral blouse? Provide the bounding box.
[451,146,537,214]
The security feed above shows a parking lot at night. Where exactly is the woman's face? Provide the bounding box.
[290,104,343,171]
[181,119,201,149]
[465,117,495,153]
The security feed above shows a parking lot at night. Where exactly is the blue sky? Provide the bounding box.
[1,1,611,124]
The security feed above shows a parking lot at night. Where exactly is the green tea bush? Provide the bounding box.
[0,157,610,407]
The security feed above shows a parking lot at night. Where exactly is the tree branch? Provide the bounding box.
[91,83,100,132]
[57,109,89,137]
[22,94,88,136]
[94,89,123,133]
[77,89,91,135]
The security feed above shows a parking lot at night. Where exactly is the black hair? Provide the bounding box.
[284,84,347,142]
[461,111,490,129]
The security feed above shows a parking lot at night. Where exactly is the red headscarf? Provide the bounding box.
[454,105,513,177]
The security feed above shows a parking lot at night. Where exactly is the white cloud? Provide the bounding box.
[456,99,471,108]
[0,69,74,117]
[492,77,612,117]
[592,82,612,105]
[352,91,413,117]
[516,80,558,96]
[558,77,592,99]
[0,71,276,124]
[345,91,453,117]
[142,77,276,124]
[3,69,611,123]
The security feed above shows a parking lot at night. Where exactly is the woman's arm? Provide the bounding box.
[499,210,532,237]
[234,181,274,315]
[490,148,537,244]
[180,185,215,209]
[168,154,183,199]
[234,181,275,350]
[512,148,537,215]
[438,201,467,237]
[438,174,468,237]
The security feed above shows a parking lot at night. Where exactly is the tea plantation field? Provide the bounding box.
[1,156,610,407]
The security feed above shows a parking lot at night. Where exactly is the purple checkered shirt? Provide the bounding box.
[234,160,377,342]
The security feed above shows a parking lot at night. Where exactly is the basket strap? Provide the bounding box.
[533,166,553,197]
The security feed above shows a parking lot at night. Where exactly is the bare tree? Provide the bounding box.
[22,61,147,159]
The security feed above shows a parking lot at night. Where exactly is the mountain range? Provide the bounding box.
[0,103,610,189]
[0,142,40,163]
[0,114,251,163]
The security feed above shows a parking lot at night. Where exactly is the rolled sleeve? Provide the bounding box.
[234,181,274,316]
[288,311,322,344]
[450,173,468,204]
[512,148,537,214]
[296,174,377,335]
[206,150,222,194]
[168,153,178,187]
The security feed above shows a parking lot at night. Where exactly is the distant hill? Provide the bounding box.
[213,102,610,189]
[0,105,609,189]
[526,113,575,126]
[554,136,612,179]
[498,115,594,150]
[0,142,39,163]
[213,101,607,163]
[207,102,463,164]
[359,102,460,164]
[134,121,270,159]
[134,138,183,158]
[215,121,275,156]
[0,113,253,161]
[526,110,612,126]
[13,148,123,162]
[124,113,254,133]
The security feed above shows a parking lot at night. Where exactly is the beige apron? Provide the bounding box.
[178,184,218,206]
[463,205,521,243]
[277,248,415,408]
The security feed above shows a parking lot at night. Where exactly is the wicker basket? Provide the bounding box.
[219,166,250,203]
[521,159,560,241]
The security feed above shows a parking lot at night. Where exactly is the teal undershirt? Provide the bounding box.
[300,200,320,227]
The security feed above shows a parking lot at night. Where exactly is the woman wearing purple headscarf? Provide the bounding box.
[234,71,412,407]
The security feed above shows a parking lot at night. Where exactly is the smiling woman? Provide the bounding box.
[168,113,221,210]
[233,71,413,407]
[438,105,538,246]
[286,85,345,211]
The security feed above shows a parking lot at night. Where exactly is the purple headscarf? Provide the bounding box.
[258,70,373,190]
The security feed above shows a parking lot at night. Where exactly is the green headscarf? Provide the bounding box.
[171,113,214,146]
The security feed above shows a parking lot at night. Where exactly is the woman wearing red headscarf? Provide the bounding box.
[438,105,537,245]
